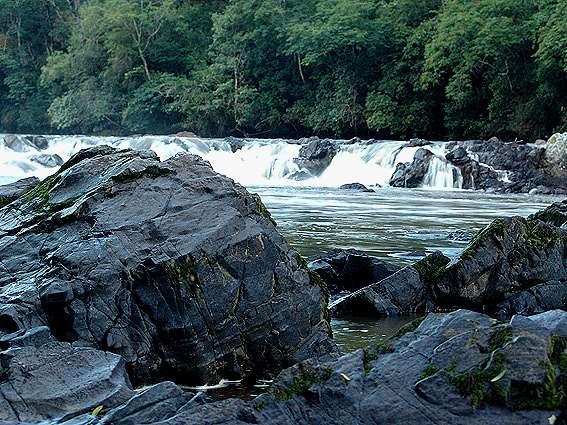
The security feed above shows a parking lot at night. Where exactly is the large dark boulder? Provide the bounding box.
[114,309,565,424]
[0,327,198,424]
[330,251,450,317]
[390,148,434,188]
[433,200,567,315]
[293,139,338,178]
[0,177,40,208]
[309,249,401,295]
[0,146,334,386]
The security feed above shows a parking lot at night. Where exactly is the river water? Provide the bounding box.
[0,134,561,397]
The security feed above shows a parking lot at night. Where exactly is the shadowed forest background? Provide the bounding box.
[0,0,565,140]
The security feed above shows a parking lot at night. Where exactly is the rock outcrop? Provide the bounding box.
[0,326,198,424]
[447,139,566,194]
[330,201,566,319]
[445,146,499,190]
[75,309,564,425]
[330,251,450,317]
[0,177,39,208]
[293,139,338,179]
[0,146,334,387]
[390,148,434,188]
[434,200,567,316]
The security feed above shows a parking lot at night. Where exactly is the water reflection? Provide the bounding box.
[332,316,416,352]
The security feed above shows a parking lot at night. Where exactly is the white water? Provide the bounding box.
[0,134,463,189]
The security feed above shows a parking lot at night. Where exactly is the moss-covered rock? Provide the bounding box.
[433,205,566,316]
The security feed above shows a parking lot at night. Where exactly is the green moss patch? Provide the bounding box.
[270,365,332,401]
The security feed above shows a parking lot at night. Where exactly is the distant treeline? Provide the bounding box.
[0,0,565,140]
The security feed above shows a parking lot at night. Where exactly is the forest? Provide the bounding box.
[0,0,565,140]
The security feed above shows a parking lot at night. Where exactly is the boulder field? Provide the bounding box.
[3,309,562,424]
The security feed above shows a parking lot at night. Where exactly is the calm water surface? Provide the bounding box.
[253,186,560,264]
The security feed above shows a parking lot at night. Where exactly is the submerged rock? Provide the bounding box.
[390,148,434,188]
[0,146,334,386]
[309,249,400,295]
[0,177,39,208]
[339,183,374,192]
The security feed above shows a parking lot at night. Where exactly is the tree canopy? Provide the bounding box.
[0,0,565,140]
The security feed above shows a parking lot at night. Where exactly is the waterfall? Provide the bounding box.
[0,134,465,189]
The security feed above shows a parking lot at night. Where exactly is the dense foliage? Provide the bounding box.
[1,0,565,139]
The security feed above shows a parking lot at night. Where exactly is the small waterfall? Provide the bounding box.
[0,134,466,189]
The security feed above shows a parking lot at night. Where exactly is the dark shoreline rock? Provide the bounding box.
[0,146,335,388]
[329,201,566,320]
[62,308,564,425]
[309,249,400,295]
[434,200,567,316]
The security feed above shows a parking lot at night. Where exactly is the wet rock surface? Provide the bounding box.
[30,153,64,168]
[390,148,434,188]
[330,201,566,319]
[293,139,338,178]
[339,183,374,192]
[434,200,567,316]
[330,251,450,317]
[447,138,566,194]
[0,146,334,388]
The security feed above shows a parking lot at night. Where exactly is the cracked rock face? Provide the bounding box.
[84,309,564,425]
[0,146,334,386]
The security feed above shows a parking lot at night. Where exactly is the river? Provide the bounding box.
[0,134,561,397]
